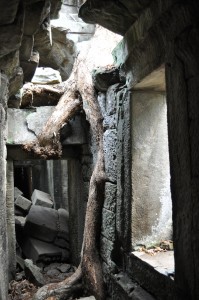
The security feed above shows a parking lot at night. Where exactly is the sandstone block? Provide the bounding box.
[14,186,23,200]
[15,195,32,212]
[31,189,53,208]
[24,259,45,287]
[22,238,63,264]
[24,205,58,242]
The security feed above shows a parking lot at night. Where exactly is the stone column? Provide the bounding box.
[6,160,16,280]
[0,73,9,300]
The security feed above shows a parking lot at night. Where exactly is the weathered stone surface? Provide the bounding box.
[92,67,120,92]
[104,182,116,213]
[15,195,32,212]
[31,189,53,208]
[101,208,115,242]
[23,0,51,36]
[7,109,37,145]
[24,205,58,242]
[0,0,20,25]
[8,66,23,98]
[79,0,136,35]
[31,67,62,85]
[26,107,55,137]
[14,187,23,200]
[6,161,16,281]
[0,73,9,300]
[24,259,45,287]
[100,236,116,272]
[34,24,76,81]
[19,35,34,61]
[103,129,117,182]
[0,7,23,58]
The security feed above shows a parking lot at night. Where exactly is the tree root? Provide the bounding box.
[33,266,82,300]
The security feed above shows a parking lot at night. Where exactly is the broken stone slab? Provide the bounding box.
[31,67,62,85]
[24,205,58,242]
[14,187,23,200]
[15,195,32,212]
[22,238,70,264]
[24,259,45,287]
[31,189,53,208]
[22,238,62,264]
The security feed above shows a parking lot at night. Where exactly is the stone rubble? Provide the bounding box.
[14,187,70,266]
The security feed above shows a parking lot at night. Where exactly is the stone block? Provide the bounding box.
[100,236,116,271]
[104,182,116,213]
[15,195,32,212]
[24,205,58,242]
[15,216,26,227]
[101,208,115,242]
[14,186,23,200]
[24,259,45,287]
[103,129,117,182]
[57,208,69,240]
[31,189,53,208]
[22,238,62,264]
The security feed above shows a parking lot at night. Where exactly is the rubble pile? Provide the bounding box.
[14,187,70,265]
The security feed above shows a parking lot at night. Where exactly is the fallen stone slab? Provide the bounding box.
[14,187,23,200]
[15,195,32,212]
[24,259,45,287]
[24,205,58,243]
[31,189,53,208]
[22,238,63,264]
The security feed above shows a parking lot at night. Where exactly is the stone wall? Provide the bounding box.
[0,73,9,300]
[95,1,199,299]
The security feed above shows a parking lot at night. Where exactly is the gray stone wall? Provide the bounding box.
[105,1,199,299]
[0,73,9,300]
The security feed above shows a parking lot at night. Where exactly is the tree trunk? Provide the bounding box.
[26,26,121,300]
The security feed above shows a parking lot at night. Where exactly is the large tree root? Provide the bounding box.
[24,26,120,300]
[33,266,82,300]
